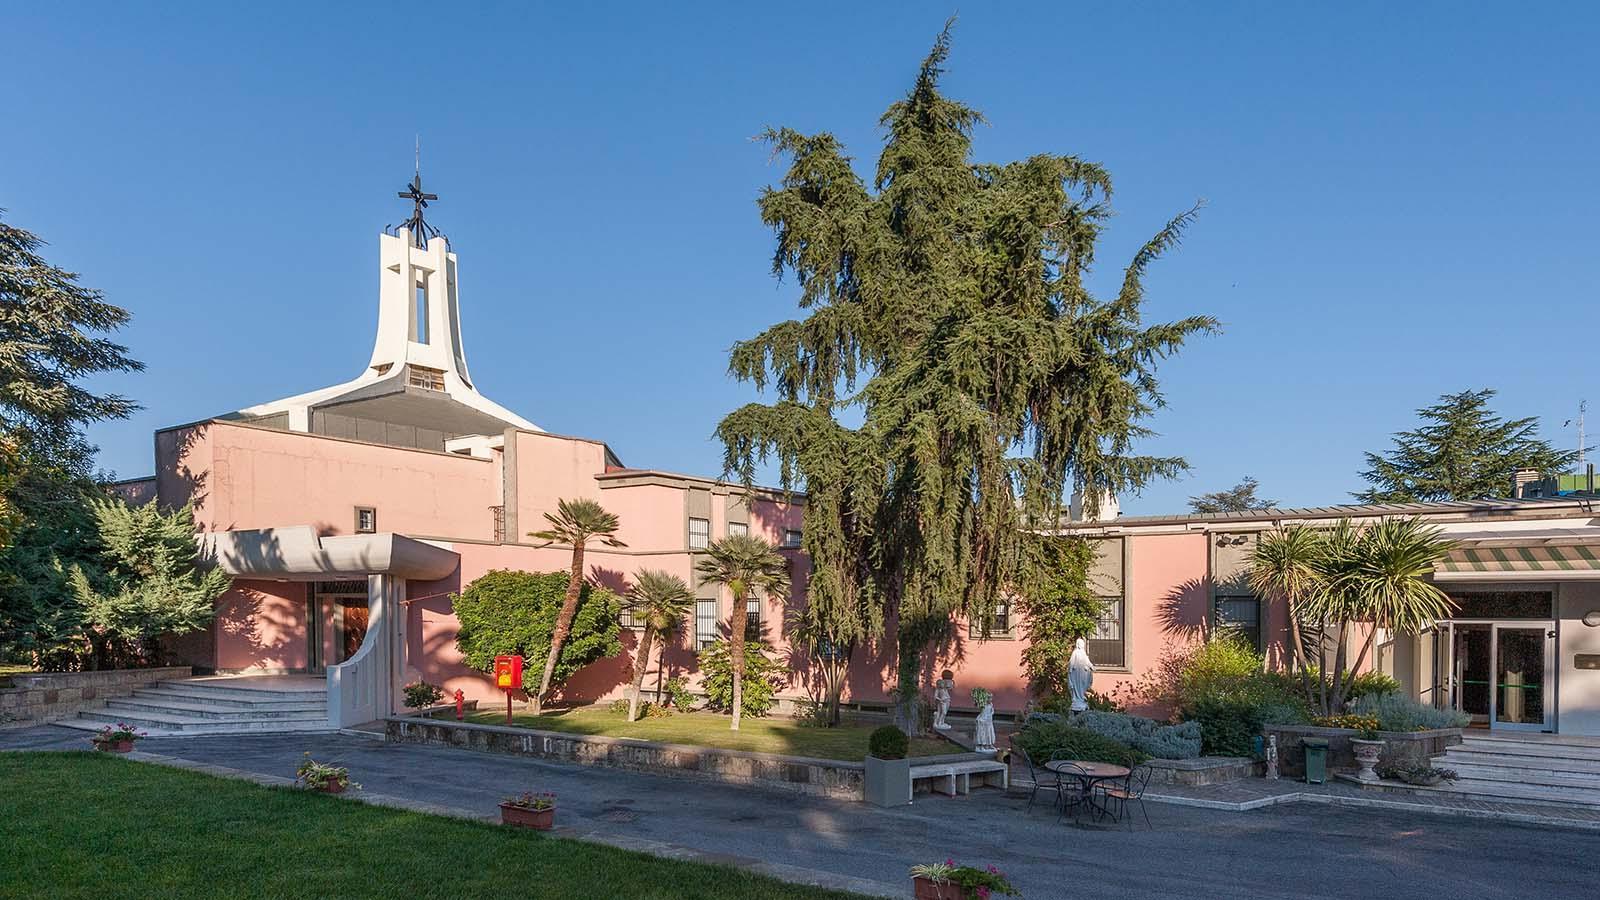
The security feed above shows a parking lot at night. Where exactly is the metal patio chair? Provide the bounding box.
[1095,763,1154,830]
[1047,756,1091,825]
[1012,745,1063,813]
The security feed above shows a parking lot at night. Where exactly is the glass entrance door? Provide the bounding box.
[1492,625,1552,731]
[1452,624,1492,726]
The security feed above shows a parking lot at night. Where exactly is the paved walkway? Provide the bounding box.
[5,725,1598,900]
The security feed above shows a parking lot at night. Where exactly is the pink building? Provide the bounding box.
[113,195,1600,737]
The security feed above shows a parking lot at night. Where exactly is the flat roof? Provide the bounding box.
[1064,496,1600,532]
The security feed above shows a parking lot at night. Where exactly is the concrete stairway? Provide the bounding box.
[55,676,331,737]
[1424,732,1600,808]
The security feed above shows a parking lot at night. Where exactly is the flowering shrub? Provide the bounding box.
[295,753,358,791]
[1311,714,1382,733]
[502,791,556,810]
[403,680,444,709]
[909,859,1020,899]
[89,723,146,745]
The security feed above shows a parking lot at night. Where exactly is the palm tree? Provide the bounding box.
[695,534,790,730]
[623,570,694,722]
[529,498,625,713]
[1251,517,1455,715]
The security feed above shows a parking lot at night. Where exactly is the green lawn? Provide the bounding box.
[462,707,952,761]
[0,752,867,900]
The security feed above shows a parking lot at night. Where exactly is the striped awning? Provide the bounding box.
[1435,543,1600,575]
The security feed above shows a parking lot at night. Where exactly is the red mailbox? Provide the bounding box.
[494,655,523,691]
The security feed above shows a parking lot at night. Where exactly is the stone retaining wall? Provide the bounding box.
[1263,725,1462,778]
[0,667,193,724]
[1145,756,1258,785]
[387,716,980,802]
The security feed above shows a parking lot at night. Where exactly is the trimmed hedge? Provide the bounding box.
[868,725,909,760]
[1012,720,1147,769]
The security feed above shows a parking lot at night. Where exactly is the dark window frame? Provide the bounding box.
[688,516,711,550]
[1087,595,1126,669]
[694,596,719,649]
[1214,594,1263,652]
[354,506,377,534]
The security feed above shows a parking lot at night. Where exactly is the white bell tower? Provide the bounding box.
[231,172,538,444]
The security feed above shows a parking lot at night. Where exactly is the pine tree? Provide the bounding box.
[1356,389,1579,503]
[716,21,1214,726]
[1,212,142,464]
[68,497,231,668]
[1188,476,1276,514]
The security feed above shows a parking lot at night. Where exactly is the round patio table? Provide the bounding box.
[1043,760,1130,822]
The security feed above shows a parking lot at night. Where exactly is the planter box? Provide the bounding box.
[317,782,347,794]
[863,755,911,807]
[1263,725,1461,778]
[93,740,134,753]
[1145,756,1257,786]
[912,876,960,899]
[499,803,555,830]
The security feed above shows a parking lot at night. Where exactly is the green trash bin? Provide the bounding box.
[1301,737,1329,784]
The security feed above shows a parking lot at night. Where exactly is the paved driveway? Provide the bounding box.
[5,725,1596,899]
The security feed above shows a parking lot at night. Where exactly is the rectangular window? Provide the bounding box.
[782,528,802,548]
[728,521,749,538]
[1087,597,1125,668]
[688,517,711,550]
[1215,595,1262,651]
[694,596,718,649]
[618,600,641,630]
[969,602,1013,639]
[354,507,377,534]
[746,597,762,640]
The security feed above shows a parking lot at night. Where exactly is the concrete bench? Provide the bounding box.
[910,760,1009,797]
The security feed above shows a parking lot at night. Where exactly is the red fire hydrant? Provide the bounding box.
[454,689,465,721]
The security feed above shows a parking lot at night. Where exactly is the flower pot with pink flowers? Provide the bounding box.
[499,791,557,830]
[89,723,147,753]
[908,860,1019,900]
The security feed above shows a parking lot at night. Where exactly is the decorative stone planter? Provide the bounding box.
[1350,738,1385,782]
[864,755,912,807]
[93,739,134,753]
[317,781,347,795]
[499,803,555,830]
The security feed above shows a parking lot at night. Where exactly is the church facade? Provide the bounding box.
[115,190,1600,736]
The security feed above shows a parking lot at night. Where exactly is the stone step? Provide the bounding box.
[54,715,334,738]
[1455,738,1600,763]
[130,687,325,711]
[148,680,327,703]
[1439,749,1600,777]
[71,707,329,734]
[106,697,327,720]
[1408,776,1600,810]
[1438,762,1600,791]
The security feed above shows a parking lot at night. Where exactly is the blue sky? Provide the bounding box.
[6,2,1596,515]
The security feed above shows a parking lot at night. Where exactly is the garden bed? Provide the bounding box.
[1263,724,1462,778]
[388,715,980,802]
[1145,756,1259,786]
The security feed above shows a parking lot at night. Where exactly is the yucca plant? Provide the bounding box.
[528,498,625,713]
[695,534,790,730]
[1251,517,1455,715]
[623,570,694,722]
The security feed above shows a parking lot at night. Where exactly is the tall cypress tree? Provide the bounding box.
[1356,389,1579,503]
[717,22,1215,723]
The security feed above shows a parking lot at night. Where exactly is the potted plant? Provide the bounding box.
[89,723,146,753]
[865,725,912,808]
[295,753,358,794]
[403,679,445,711]
[908,860,1020,899]
[1349,727,1385,782]
[499,791,557,830]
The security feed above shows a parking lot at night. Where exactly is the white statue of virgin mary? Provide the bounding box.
[1068,637,1095,712]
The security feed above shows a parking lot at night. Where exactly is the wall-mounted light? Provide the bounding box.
[1583,610,1600,628]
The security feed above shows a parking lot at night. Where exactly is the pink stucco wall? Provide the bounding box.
[213,579,308,672]
[157,421,497,539]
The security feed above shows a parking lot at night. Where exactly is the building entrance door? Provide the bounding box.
[1433,619,1554,732]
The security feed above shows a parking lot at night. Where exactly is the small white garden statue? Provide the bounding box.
[1266,734,1280,781]
[932,670,955,730]
[971,688,996,753]
[1067,637,1095,712]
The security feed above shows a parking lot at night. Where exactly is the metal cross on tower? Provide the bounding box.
[390,141,444,248]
